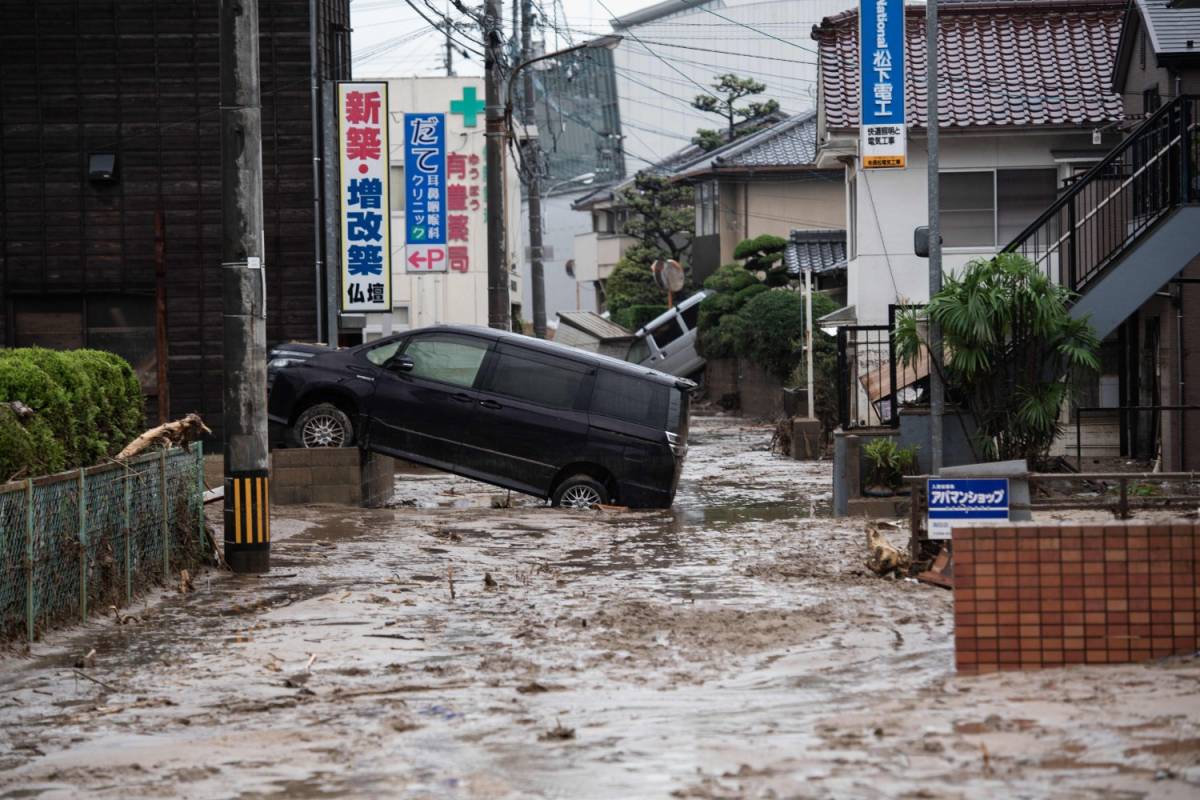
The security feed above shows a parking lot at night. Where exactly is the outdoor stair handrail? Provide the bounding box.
[1002,94,1199,297]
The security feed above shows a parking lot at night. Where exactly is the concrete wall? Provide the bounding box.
[953,521,1200,674]
[898,408,981,474]
[846,130,1110,324]
[718,175,846,266]
[205,449,394,508]
[703,357,785,419]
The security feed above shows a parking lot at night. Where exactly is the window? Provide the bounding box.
[1143,87,1161,115]
[940,172,995,247]
[365,338,404,365]
[940,169,1058,248]
[650,317,684,349]
[402,334,489,387]
[626,339,650,364]
[590,369,668,429]
[696,181,719,236]
[679,301,700,331]
[486,345,588,410]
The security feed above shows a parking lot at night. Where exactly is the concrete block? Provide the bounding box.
[272,448,311,468]
[311,465,356,486]
[271,485,309,506]
[790,418,823,460]
[309,485,361,505]
[310,447,360,467]
[273,466,312,487]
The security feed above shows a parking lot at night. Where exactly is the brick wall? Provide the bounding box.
[954,522,1199,674]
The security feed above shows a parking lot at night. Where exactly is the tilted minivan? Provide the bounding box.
[267,325,694,508]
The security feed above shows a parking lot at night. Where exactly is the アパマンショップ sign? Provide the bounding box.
[338,82,392,311]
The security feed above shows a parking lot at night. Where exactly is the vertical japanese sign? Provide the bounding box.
[404,113,448,273]
[338,82,392,311]
[860,0,906,169]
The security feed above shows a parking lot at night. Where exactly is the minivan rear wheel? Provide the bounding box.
[551,475,608,509]
[292,403,354,448]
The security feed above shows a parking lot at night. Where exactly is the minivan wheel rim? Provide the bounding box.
[560,485,601,509]
[302,415,345,448]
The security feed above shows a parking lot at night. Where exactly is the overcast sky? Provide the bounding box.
[350,0,657,78]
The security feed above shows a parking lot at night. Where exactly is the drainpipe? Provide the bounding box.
[309,0,326,343]
[1177,283,1186,469]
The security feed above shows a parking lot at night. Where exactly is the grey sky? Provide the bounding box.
[350,0,655,78]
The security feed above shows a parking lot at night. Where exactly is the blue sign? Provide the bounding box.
[927,478,1009,540]
[404,113,446,245]
[859,0,906,168]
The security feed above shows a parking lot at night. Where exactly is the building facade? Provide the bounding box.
[0,0,351,436]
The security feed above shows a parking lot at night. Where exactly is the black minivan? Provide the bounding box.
[267,325,693,508]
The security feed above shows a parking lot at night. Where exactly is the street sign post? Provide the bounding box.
[926,478,1010,540]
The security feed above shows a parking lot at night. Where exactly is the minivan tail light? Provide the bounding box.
[666,431,683,457]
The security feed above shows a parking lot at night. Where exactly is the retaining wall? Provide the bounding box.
[953,521,1199,674]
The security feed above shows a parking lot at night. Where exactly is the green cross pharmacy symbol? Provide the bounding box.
[449,86,485,127]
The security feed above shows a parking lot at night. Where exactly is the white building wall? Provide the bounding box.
[356,76,523,340]
[847,131,1099,325]
[612,0,848,165]
[518,190,600,324]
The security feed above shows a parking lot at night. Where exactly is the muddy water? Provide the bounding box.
[2,417,1198,799]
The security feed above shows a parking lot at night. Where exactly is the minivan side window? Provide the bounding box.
[680,301,700,331]
[364,338,404,366]
[650,317,684,349]
[402,334,489,388]
[486,345,589,410]
[590,369,668,429]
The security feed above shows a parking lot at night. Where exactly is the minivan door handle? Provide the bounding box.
[479,399,502,410]
[451,393,474,404]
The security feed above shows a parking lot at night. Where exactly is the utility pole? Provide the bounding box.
[927,0,944,473]
[484,0,510,329]
[804,267,815,420]
[219,0,271,573]
[521,0,547,338]
[443,18,455,76]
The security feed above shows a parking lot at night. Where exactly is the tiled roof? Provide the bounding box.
[1138,0,1200,54]
[556,311,634,341]
[813,0,1127,130]
[784,229,847,276]
[668,113,824,179]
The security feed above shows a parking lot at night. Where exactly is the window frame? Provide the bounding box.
[939,167,1059,250]
[397,332,493,389]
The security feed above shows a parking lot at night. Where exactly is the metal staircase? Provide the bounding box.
[1003,95,1200,338]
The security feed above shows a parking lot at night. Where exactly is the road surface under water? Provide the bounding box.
[1,417,1198,798]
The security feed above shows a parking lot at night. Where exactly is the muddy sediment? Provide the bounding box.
[1,417,1197,798]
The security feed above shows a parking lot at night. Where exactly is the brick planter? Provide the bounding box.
[953,522,1199,674]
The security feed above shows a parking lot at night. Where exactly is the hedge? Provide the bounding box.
[0,348,144,481]
[613,304,668,333]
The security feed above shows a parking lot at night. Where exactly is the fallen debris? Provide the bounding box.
[864,523,912,578]
[179,570,194,594]
[73,648,97,669]
[109,606,139,625]
[116,412,212,460]
[483,572,498,589]
[915,547,954,589]
[71,669,119,693]
[540,719,576,741]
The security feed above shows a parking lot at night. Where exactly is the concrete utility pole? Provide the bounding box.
[521,0,547,338]
[926,0,945,473]
[220,0,271,573]
[484,0,511,330]
[443,20,455,76]
[805,268,815,420]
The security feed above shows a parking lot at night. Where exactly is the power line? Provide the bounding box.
[592,0,715,98]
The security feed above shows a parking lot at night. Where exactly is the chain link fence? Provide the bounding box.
[0,445,205,642]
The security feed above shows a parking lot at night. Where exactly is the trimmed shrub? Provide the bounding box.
[0,348,144,480]
[702,263,757,294]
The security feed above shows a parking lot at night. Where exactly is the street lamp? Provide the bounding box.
[507,34,621,339]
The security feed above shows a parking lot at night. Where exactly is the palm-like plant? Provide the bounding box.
[894,253,1100,465]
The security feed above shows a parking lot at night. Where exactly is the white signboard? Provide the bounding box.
[860,0,907,169]
[338,82,392,311]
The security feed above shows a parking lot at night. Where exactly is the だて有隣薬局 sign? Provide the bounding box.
[859,0,906,169]
[338,82,392,311]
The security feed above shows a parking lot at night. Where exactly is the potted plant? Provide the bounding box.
[862,438,920,497]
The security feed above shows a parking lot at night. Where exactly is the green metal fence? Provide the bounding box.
[0,445,206,642]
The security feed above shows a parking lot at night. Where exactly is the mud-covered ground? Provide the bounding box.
[2,417,1199,799]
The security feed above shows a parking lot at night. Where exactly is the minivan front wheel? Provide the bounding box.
[293,403,354,448]
[551,475,608,509]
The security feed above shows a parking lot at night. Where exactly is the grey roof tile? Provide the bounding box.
[784,229,847,276]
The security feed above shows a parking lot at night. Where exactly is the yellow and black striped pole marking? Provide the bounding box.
[224,469,270,573]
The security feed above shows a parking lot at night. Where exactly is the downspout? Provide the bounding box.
[1177,283,1186,469]
[309,0,326,343]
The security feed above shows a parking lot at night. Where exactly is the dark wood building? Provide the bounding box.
[0,0,350,439]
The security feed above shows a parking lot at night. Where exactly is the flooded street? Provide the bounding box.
[2,417,1199,798]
